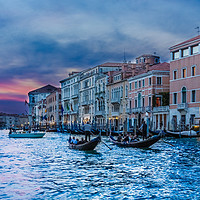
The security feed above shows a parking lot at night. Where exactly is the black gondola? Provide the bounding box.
[165,130,200,138]
[149,130,167,137]
[110,134,161,148]
[69,135,101,150]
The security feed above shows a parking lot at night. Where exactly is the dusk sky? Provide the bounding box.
[0,0,200,114]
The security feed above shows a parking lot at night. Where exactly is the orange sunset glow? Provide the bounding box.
[0,79,43,102]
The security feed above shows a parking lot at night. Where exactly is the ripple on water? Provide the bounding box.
[0,131,200,199]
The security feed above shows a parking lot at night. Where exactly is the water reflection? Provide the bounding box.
[0,130,200,199]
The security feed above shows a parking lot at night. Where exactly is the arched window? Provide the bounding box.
[182,87,187,103]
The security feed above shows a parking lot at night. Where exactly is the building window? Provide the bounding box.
[138,93,141,107]
[173,70,177,80]
[191,90,196,102]
[121,86,123,98]
[129,83,132,90]
[191,45,198,55]
[139,81,141,88]
[182,68,186,78]
[182,87,187,103]
[190,114,195,124]
[142,79,145,87]
[157,77,162,85]
[142,97,145,107]
[173,51,179,60]
[129,100,132,109]
[173,93,177,104]
[191,66,196,76]
[156,97,161,107]
[155,58,159,63]
[148,96,151,107]
[135,99,137,108]
[125,85,128,97]
[135,81,137,89]
[149,77,151,86]
[181,48,189,57]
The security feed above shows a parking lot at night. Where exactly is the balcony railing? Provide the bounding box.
[71,93,78,99]
[111,98,121,104]
[132,107,145,113]
[177,103,188,111]
[111,111,120,117]
[71,110,79,115]
[153,106,169,113]
[96,110,105,116]
[96,92,105,99]
[126,108,131,113]
[81,100,93,106]
[145,106,152,112]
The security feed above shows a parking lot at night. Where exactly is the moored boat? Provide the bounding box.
[110,134,161,148]
[165,130,200,138]
[9,130,46,138]
[69,135,101,150]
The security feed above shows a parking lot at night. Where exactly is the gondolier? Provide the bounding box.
[84,122,92,141]
[139,119,147,140]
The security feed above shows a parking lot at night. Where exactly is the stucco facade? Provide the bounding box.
[169,35,200,130]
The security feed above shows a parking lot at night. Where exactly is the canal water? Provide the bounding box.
[0,130,199,200]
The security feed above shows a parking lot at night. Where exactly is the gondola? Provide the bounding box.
[110,134,161,148]
[149,129,167,137]
[165,130,200,138]
[69,135,101,150]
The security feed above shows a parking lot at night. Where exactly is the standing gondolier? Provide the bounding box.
[139,119,147,140]
[84,122,92,141]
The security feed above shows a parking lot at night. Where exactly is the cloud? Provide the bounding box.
[0,0,200,113]
[0,78,42,101]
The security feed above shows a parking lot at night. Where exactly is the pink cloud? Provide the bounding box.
[0,78,43,102]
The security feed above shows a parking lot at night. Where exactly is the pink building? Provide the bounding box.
[128,54,170,130]
[107,63,135,131]
[169,35,200,130]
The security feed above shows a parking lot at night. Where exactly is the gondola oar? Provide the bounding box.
[91,130,112,150]
[101,140,112,150]
[161,139,175,147]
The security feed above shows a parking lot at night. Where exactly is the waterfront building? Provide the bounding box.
[128,54,170,130]
[0,113,28,129]
[107,63,135,132]
[34,99,47,128]
[46,88,62,128]
[60,72,80,127]
[95,73,108,129]
[79,63,122,125]
[169,35,200,130]
[28,84,57,127]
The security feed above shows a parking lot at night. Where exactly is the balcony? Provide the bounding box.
[132,107,145,114]
[145,106,152,112]
[81,100,93,106]
[126,108,131,114]
[111,98,121,104]
[177,103,188,111]
[111,111,120,117]
[71,93,78,99]
[96,92,105,99]
[153,106,169,113]
[71,110,79,115]
[95,110,105,116]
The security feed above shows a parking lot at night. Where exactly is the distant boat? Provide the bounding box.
[110,134,161,148]
[166,130,200,138]
[9,130,46,138]
[69,135,101,150]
